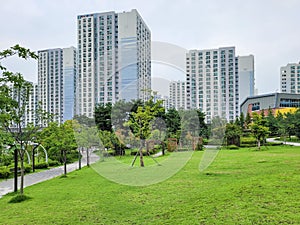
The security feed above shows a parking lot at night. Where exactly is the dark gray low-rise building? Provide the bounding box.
[240,92,300,116]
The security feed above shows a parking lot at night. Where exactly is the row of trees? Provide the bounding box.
[225,108,300,150]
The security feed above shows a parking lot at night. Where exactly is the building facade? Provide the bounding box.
[240,92,300,116]
[63,47,77,121]
[169,80,186,110]
[9,81,38,128]
[238,55,255,104]
[280,62,300,93]
[38,47,76,124]
[77,9,151,118]
[186,47,239,123]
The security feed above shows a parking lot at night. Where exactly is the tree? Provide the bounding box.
[94,103,112,132]
[225,123,242,146]
[73,115,95,127]
[250,113,270,150]
[0,45,45,195]
[126,98,164,167]
[245,112,252,129]
[239,112,245,130]
[266,108,278,137]
[293,109,300,139]
[165,108,181,140]
[38,121,77,175]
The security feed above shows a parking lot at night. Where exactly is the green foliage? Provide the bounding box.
[250,113,270,150]
[0,166,10,179]
[38,121,78,163]
[225,123,242,146]
[165,108,181,139]
[94,103,112,131]
[227,144,239,150]
[33,162,49,169]
[245,112,251,128]
[47,159,60,167]
[24,164,31,173]
[0,45,47,195]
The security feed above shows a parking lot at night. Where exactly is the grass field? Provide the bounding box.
[0,145,300,224]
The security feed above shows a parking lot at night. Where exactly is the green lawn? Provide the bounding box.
[0,146,300,224]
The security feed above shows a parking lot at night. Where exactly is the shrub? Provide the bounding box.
[47,159,60,167]
[24,164,31,173]
[34,162,49,169]
[0,167,10,179]
[227,145,239,150]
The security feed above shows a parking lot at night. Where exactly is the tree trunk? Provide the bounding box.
[63,150,67,175]
[20,151,25,195]
[14,149,18,193]
[257,139,261,150]
[86,148,89,167]
[78,147,81,170]
[139,139,145,167]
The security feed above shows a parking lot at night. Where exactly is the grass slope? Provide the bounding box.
[0,146,299,224]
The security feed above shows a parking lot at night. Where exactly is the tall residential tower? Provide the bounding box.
[281,62,300,93]
[77,9,151,118]
[38,47,76,124]
[186,47,239,123]
[237,55,255,104]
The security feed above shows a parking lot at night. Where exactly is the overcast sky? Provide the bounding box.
[1,0,300,95]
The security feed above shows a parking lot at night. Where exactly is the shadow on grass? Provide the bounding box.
[8,194,32,203]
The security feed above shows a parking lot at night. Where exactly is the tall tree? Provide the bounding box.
[239,112,245,130]
[94,103,112,131]
[165,108,181,140]
[245,112,252,129]
[0,45,48,195]
[266,108,278,137]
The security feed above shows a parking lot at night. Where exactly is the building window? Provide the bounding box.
[252,102,260,111]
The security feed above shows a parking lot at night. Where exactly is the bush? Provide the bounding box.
[34,162,49,169]
[48,159,60,167]
[0,167,10,179]
[241,136,257,145]
[24,164,31,173]
[227,145,239,150]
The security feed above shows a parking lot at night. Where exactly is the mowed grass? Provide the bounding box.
[0,146,300,224]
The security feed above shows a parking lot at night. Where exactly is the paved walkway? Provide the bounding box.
[267,137,300,146]
[0,151,99,198]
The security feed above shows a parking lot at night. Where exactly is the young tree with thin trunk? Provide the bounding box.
[126,98,164,167]
[250,113,270,150]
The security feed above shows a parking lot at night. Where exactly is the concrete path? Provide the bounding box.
[0,151,99,198]
[267,137,300,146]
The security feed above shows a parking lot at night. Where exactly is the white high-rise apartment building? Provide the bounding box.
[186,47,239,123]
[77,9,151,118]
[9,81,38,127]
[26,83,38,126]
[63,47,77,121]
[280,62,300,93]
[237,55,255,104]
[169,81,186,110]
[38,47,76,124]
